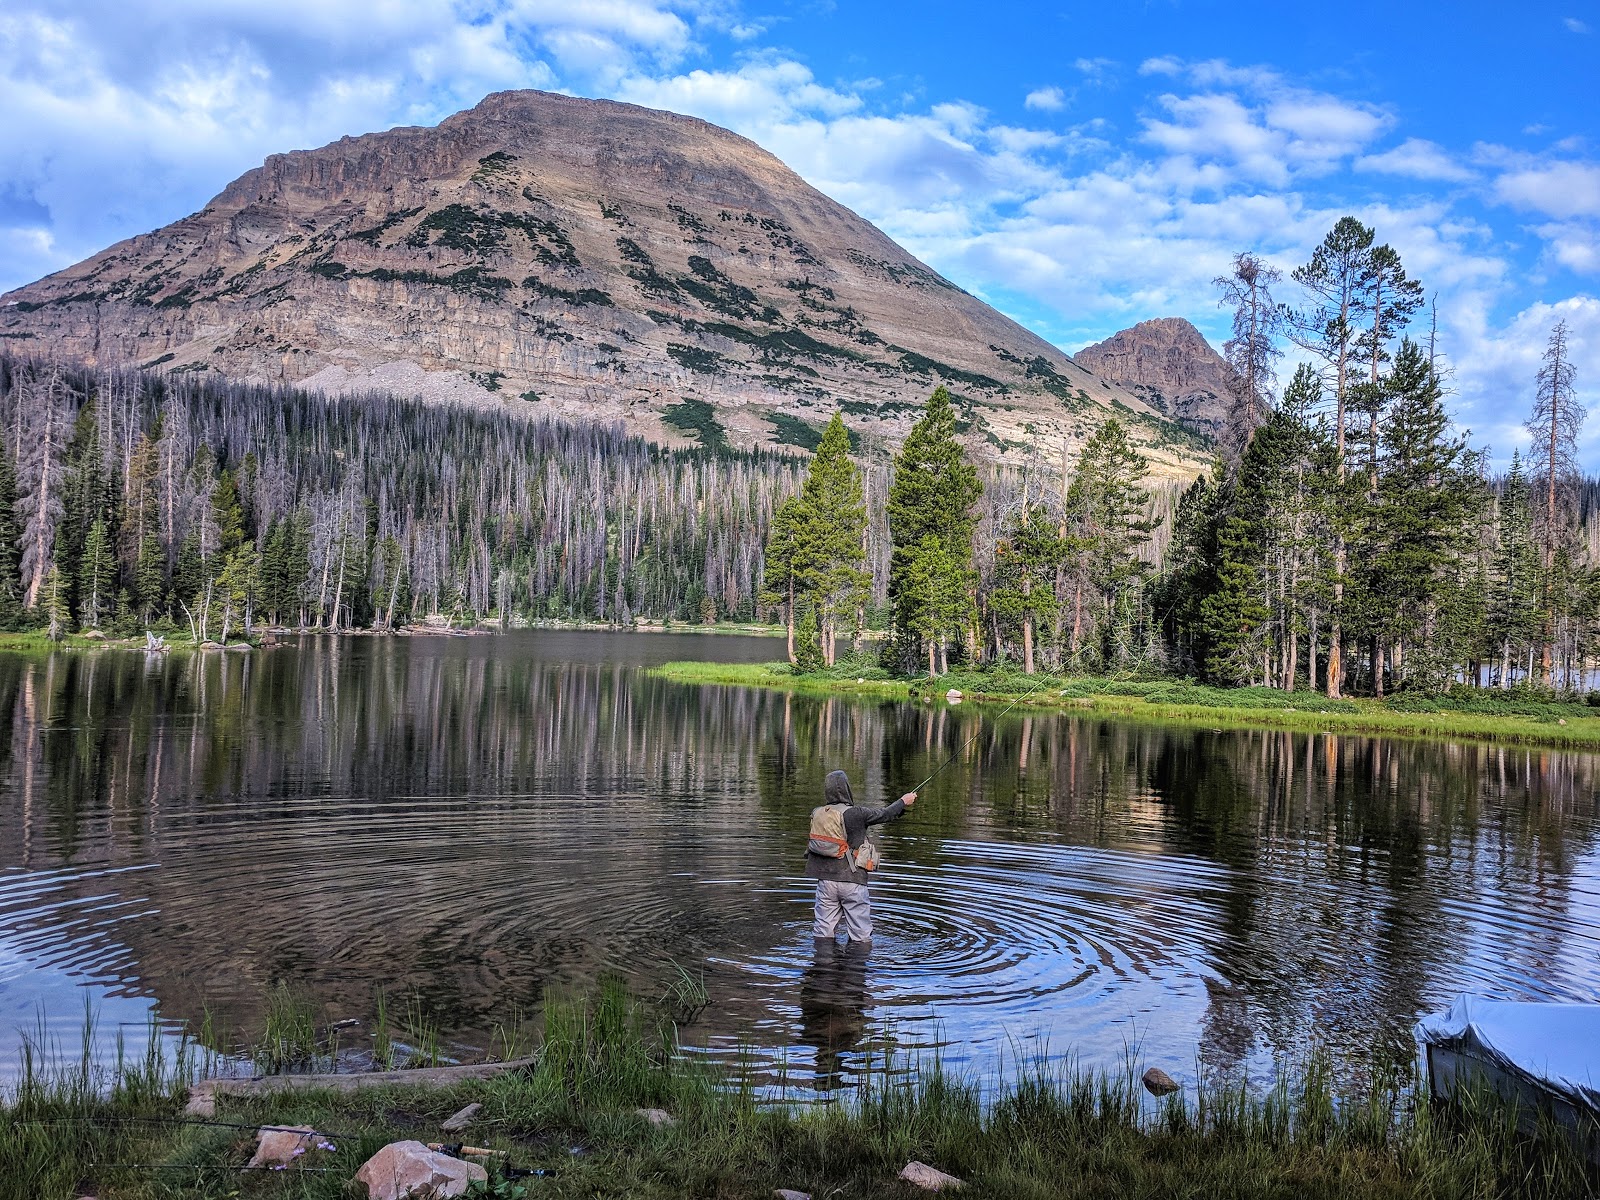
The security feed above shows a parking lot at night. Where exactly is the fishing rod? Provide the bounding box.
[907,673,1057,795]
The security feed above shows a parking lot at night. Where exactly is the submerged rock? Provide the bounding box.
[900,1161,964,1191]
[355,1141,487,1200]
[1142,1066,1181,1096]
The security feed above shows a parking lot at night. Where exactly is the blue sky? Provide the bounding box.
[1,0,1596,463]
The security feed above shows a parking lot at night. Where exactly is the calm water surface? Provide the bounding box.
[2,630,1597,1094]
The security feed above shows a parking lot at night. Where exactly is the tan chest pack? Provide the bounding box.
[807,803,878,871]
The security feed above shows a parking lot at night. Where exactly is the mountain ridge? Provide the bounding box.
[2,89,1212,476]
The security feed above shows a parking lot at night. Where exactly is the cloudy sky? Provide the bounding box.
[2,0,1596,463]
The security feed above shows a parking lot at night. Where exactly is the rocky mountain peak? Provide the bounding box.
[3,89,1209,477]
[1073,317,1232,436]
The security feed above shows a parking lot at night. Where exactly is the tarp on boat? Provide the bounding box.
[1416,996,1600,1113]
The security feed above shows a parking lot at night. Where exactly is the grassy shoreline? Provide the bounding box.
[650,660,1600,750]
[6,985,1591,1199]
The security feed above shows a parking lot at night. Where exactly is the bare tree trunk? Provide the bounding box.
[785,576,795,665]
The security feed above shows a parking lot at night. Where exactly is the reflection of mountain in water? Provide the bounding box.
[0,633,1597,1090]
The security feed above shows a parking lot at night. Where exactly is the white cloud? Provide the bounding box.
[1445,295,1600,460]
[0,0,702,289]
[1024,86,1065,111]
[1138,55,1182,76]
[1565,16,1590,33]
[1495,161,1600,218]
[1356,137,1475,182]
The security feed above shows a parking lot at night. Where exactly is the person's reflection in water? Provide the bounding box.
[797,937,871,1092]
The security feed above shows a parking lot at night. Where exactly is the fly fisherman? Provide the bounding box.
[806,769,916,944]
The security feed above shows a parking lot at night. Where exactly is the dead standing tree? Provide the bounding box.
[1213,251,1284,467]
[1527,318,1584,683]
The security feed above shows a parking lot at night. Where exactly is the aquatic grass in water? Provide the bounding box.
[253,982,323,1074]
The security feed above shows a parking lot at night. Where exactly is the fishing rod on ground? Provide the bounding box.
[905,673,1057,795]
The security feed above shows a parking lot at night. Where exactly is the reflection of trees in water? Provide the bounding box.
[1010,723,1599,1078]
[2,651,1596,1084]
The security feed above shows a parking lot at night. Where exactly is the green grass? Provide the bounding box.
[649,660,1600,750]
[4,982,1591,1199]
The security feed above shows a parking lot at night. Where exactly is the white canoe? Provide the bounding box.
[1416,996,1600,1166]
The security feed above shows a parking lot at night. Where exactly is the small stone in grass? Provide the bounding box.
[900,1161,964,1191]
[774,1190,812,1200]
[440,1102,482,1134]
[636,1107,676,1127]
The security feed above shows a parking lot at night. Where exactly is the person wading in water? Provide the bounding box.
[806,769,916,944]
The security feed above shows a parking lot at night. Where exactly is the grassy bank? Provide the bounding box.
[5,983,1592,1200]
[651,660,1600,750]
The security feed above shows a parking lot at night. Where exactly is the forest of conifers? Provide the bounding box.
[0,354,803,638]
[0,221,1593,696]
[761,217,1598,698]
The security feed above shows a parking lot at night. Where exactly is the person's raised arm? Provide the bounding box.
[861,792,916,827]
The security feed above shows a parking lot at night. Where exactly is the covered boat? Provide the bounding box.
[1416,996,1600,1167]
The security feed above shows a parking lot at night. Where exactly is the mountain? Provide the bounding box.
[1074,317,1233,438]
[0,90,1207,476]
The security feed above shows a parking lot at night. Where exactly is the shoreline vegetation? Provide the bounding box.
[5,984,1592,1200]
[0,618,791,654]
[651,659,1600,751]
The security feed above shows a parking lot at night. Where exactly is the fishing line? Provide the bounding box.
[907,674,1057,794]
[14,1113,350,1139]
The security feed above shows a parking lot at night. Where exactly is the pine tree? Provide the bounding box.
[991,503,1062,673]
[1199,414,1296,684]
[78,519,116,631]
[1287,216,1376,696]
[1367,340,1479,690]
[1489,451,1540,688]
[888,387,981,671]
[0,451,21,629]
[42,563,70,641]
[761,494,809,664]
[793,413,869,666]
[133,534,165,625]
[1064,419,1159,669]
[1153,472,1226,675]
[900,534,969,677]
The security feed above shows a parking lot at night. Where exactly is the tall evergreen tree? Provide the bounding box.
[0,452,21,629]
[888,387,981,672]
[1365,340,1480,690]
[793,413,869,666]
[1063,419,1159,669]
[78,519,116,631]
[1489,451,1540,688]
[1287,216,1376,696]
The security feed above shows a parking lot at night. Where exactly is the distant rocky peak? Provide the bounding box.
[1073,317,1232,436]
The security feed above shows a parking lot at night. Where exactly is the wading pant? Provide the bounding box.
[813,879,872,942]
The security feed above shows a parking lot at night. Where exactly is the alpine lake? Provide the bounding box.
[2,630,1597,1098]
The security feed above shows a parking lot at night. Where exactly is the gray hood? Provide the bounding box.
[824,770,853,807]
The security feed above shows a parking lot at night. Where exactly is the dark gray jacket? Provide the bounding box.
[804,769,907,885]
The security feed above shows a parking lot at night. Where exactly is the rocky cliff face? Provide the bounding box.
[1,89,1207,475]
[1074,317,1232,438]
